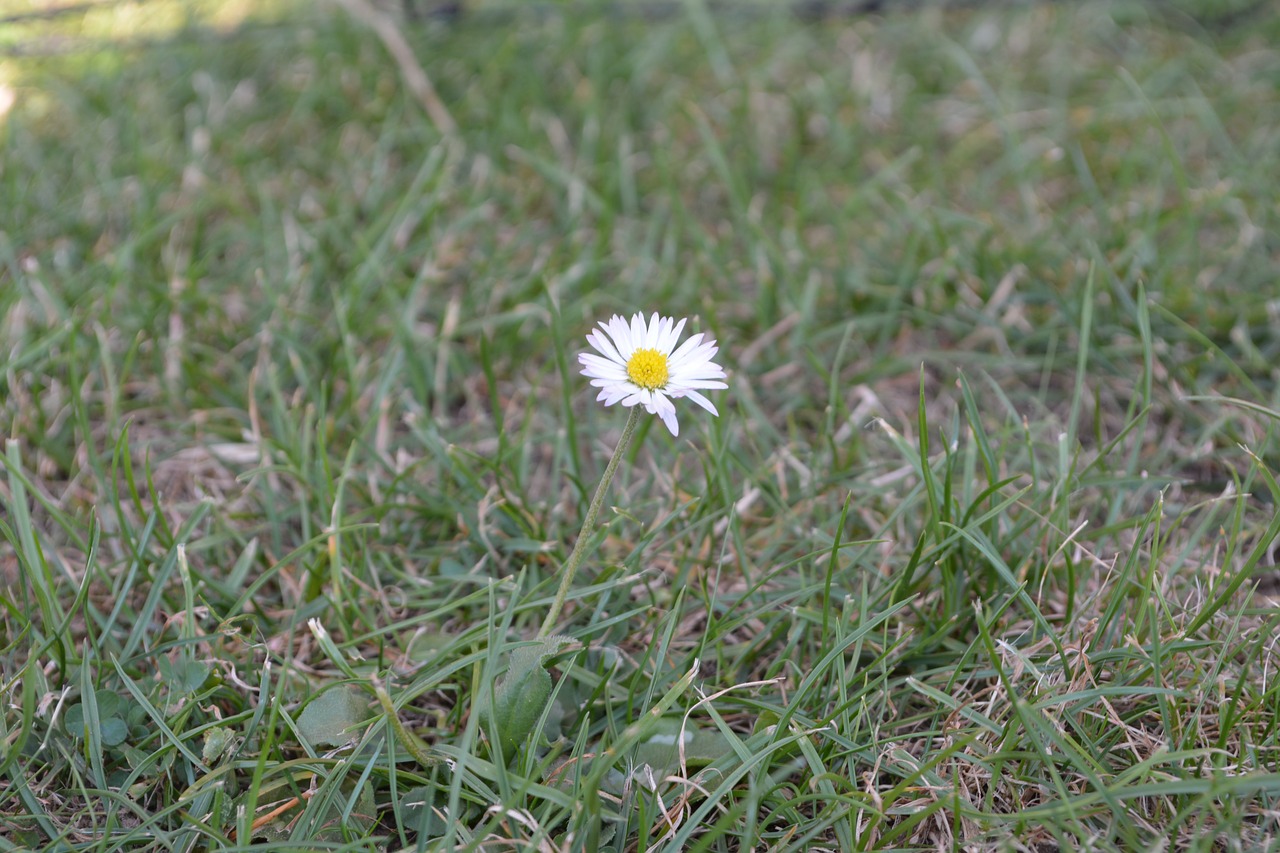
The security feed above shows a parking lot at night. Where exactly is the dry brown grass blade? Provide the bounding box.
[329,0,458,137]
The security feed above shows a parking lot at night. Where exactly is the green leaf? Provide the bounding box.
[158,658,211,694]
[401,630,451,664]
[99,717,129,747]
[298,685,369,748]
[202,726,234,764]
[752,710,781,735]
[63,692,129,746]
[586,718,737,794]
[64,703,86,735]
[96,689,123,718]
[179,661,210,692]
[398,787,449,838]
[477,635,575,759]
[632,718,732,773]
[316,781,377,841]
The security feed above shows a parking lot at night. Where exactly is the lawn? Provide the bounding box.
[2,0,1280,849]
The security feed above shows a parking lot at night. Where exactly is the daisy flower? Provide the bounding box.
[579,312,728,436]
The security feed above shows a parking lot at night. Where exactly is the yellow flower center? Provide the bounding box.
[626,348,669,390]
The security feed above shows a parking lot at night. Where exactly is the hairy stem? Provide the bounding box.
[539,405,642,638]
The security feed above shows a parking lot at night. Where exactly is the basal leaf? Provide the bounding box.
[477,635,575,758]
[299,685,369,749]
[99,716,129,747]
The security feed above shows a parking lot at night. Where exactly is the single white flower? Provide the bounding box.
[579,312,727,436]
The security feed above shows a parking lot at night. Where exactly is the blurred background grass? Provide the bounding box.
[3,0,1280,849]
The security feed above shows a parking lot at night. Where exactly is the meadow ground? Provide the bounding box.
[2,0,1280,849]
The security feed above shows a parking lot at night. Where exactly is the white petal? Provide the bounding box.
[669,354,724,374]
[652,315,670,351]
[604,315,634,359]
[671,364,725,383]
[580,353,628,378]
[585,329,625,366]
[630,313,647,352]
[586,373,632,387]
[669,378,729,390]
[669,341,718,370]
[652,392,679,435]
[579,350,621,368]
[670,365,727,382]
[596,388,626,406]
[672,374,727,387]
[660,317,686,354]
[667,332,706,364]
[675,388,719,415]
[665,358,727,379]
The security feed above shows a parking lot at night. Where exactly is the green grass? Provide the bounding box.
[3,1,1280,849]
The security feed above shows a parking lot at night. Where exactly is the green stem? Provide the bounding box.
[539,405,642,638]
[374,678,438,769]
